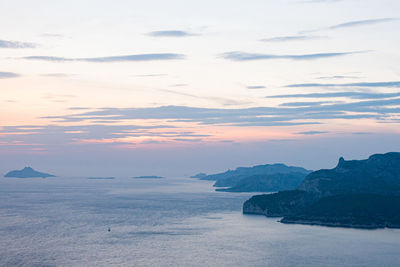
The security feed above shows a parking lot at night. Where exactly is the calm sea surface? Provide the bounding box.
[0,176,399,266]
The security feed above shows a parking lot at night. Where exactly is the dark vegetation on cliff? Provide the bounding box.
[243,152,400,229]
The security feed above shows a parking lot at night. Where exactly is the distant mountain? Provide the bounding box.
[195,163,311,192]
[199,163,311,188]
[4,167,55,178]
[243,152,400,229]
[190,173,207,179]
[216,172,307,193]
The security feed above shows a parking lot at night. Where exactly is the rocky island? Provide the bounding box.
[4,167,56,178]
[195,163,311,192]
[243,152,400,229]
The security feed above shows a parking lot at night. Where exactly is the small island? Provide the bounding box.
[88,177,116,180]
[243,152,400,229]
[133,176,164,179]
[4,167,55,178]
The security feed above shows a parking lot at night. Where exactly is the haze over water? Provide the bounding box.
[1,176,399,267]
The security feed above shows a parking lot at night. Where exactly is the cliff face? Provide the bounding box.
[243,190,317,217]
[243,152,400,229]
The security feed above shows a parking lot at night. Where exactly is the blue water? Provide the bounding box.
[0,176,399,266]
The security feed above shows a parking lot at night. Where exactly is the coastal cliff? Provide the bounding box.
[243,152,400,229]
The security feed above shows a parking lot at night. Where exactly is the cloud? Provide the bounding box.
[220,51,362,61]
[41,33,63,38]
[22,53,185,63]
[169,84,188,87]
[0,72,19,79]
[296,131,328,135]
[285,81,400,88]
[41,73,74,78]
[295,0,343,3]
[156,89,251,106]
[352,132,372,135]
[328,18,398,30]
[268,91,400,100]
[0,39,36,48]
[135,74,168,77]
[317,75,360,80]
[147,30,197,37]
[280,101,333,107]
[42,97,400,128]
[4,95,400,151]
[302,18,398,33]
[260,35,325,42]
[246,85,266,89]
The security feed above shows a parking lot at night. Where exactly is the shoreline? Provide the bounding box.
[243,211,400,230]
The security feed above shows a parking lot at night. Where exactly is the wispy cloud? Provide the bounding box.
[317,75,360,80]
[0,39,36,48]
[41,96,400,128]
[296,131,328,135]
[0,72,19,79]
[157,89,251,106]
[328,18,398,30]
[41,33,63,38]
[134,74,168,77]
[3,96,400,150]
[295,0,343,3]
[220,51,363,61]
[40,73,74,78]
[268,91,400,100]
[280,101,332,107]
[22,53,185,63]
[302,18,398,33]
[260,35,325,42]
[285,81,400,88]
[169,84,188,87]
[147,30,197,37]
[246,85,266,89]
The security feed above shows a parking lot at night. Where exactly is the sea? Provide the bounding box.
[1,176,399,266]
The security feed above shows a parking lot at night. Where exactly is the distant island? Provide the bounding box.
[243,152,400,229]
[133,176,164,179]
[193,164,311,192]
[4,167,55,178]
[88,177,115,180]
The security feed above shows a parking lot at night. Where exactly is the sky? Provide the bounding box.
[1,0,400,177]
